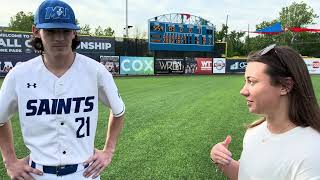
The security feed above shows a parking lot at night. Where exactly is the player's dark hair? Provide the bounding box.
[246,46,320,132]
[29,35,80,53]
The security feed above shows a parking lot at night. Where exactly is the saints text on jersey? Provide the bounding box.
[26,96,95,116]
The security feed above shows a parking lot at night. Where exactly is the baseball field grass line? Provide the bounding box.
[0,75,320,179]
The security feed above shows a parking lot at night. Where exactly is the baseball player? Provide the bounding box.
[0,0,125,179]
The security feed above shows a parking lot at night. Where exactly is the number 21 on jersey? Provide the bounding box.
[75,117,90,138]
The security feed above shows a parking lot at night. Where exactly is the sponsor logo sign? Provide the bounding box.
[304,59,320,74]
[185,57,197,74]
[100,56,120,75]
[226,59,247,73]
[195,58,212,74]
[0,32,34,54]
[120,56,154,75]
[213,58,226,74]
[155,58,184,74]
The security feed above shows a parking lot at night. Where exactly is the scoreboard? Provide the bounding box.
[148,21,214,52]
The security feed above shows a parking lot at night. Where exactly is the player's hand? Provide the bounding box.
[5,156,43,180]
[210,135,233,166]
[83,149,113,179]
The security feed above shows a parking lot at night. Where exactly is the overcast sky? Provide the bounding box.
[1,0,320,37]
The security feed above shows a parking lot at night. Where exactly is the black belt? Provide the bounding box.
[31,161,89,176]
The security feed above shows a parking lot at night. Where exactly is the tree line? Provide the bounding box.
[5,2,320,57]
[215,2,320,57]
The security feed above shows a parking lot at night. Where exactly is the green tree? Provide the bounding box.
[94,26,115,37]
[247,2,318,55]
[280,2,318,28]
[8,11,80,33]
[226,30,246,57]
[103,27,115,37]
[215,24,228,42]
[291,32,320,57]
[280,2,318,46]
[80,24,91,35]
[94,26,104,36]
[8,11,34,32]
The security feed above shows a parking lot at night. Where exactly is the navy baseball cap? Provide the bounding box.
[34,0,80,30]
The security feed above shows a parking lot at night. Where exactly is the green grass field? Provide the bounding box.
[0,75,320,179]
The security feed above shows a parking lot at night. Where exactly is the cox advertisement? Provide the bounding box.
[226,59,247,73]
[304,59,320,74]
[195,58,212,74]
[120,56,154,75]
[213,58,226,74]
[155,58,184,74]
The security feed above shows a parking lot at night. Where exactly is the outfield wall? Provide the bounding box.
[1,31,319,77]
[1,55,319,77]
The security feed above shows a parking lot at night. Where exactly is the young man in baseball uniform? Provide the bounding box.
[0,0,125,179]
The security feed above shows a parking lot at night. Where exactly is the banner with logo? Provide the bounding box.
[0,32,35,54]
[155,58,185,74]
[0,31,115,53]
[185,57,197,74]
[77,36,115,55]
[213,58,226,74]
[0,31,117,76]
[120,56,154,75]
[0,53,37,77]
[100,56,120,75]
[226,59,247,73]
[304,59,320,74]
[195,58,212,74]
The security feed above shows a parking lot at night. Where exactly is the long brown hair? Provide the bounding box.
[29,35,80,54]
[246,45,320,132]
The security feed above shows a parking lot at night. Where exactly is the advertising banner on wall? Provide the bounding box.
[304,59,320,74]
[213,58,226,74]
[226,59,247,73]
[0,31,115,57]
[0,31,117,76]
[120,56,154,75]
[185,57,197,74]
[0,32,35,54]
[195,58,212,74]
[100,56,120,75]
[77,36,115,55]
[155,58,184,74]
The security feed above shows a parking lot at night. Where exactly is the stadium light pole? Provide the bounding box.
[125,0,128,38]
[225,14,228,41]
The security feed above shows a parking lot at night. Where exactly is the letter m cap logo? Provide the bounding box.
[45,6,70,20]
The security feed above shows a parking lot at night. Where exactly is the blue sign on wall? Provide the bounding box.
[225,59,247,73]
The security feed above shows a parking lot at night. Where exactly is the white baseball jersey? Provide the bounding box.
[0,53,125,166]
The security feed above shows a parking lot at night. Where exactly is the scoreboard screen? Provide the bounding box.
[148,21,214,52]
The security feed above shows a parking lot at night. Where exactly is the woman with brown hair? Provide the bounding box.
[210,44,320,180]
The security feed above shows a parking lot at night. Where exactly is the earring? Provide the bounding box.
[280,88,288,95]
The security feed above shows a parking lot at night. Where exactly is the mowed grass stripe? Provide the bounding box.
[0,75,320,180]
